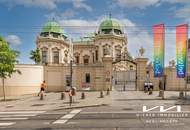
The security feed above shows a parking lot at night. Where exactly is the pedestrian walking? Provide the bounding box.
[38,80,47,96]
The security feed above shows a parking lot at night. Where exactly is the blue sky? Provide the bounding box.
[0,0,190,65]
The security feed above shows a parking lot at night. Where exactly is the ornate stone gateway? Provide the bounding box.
[113,60,137,91]
[113,70,136,91]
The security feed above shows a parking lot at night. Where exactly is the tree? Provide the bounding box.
[30,48,41,64]
[0,36,21,101]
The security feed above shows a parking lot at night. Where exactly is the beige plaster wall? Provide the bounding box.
[0,65,44,96]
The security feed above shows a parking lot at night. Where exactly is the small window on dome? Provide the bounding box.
[114,29,122,35]
[102,29,112,34]
[40,32,49,37]
[52,33,59,38]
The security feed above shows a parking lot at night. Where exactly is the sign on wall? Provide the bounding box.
[176,24,188,78]
[153,24,165,77]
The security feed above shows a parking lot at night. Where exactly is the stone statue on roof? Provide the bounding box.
[139,47,145,57]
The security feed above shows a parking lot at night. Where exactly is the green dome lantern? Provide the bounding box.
[98,15,123,35]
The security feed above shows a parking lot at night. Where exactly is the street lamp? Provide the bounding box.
[69,38,73,106]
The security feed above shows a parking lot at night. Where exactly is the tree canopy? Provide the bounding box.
[0,36,20,79]
[30,48,41,64]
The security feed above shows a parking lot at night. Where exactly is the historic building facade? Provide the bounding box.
[1,16,189,97]
[35,16,136,92]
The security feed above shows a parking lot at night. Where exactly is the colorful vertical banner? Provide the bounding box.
[153,24,165,77]
[176,24,188,78]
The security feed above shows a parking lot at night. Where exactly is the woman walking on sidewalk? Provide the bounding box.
[38,80,46,96]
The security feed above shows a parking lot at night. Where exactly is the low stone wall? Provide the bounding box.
[0,64,44,97]
[149,66,187,91]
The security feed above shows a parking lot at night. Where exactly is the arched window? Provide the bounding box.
[52,48,59,64]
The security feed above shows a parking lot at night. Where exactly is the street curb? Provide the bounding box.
[53,104,108,111]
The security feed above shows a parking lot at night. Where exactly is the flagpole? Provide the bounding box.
[185,23,188,99]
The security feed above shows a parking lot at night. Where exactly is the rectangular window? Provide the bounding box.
[85,73,90,83]
[93,53,95,63]
[53,51,59,64]
[66,75,71,86]
[75,56,79,64]
[95,50,98,61]
[42,51,47,64]
[84,58,89,64]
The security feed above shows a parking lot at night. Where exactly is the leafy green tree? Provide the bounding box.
[0,36,21,101]
[30,48,41,64]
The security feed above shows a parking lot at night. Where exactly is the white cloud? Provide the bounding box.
[58,19,99,38]
[6,35,22,46]
[162,0,190,4]
[0,0,92,11]
[56,16,176,65]
[114,0,190,9]
[72,0,92,12]
[115,0,160,9]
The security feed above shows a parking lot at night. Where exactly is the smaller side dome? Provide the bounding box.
[98,15,123,35]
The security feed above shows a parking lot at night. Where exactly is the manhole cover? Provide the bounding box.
[31,104,45,106]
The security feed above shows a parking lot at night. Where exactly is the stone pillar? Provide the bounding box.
[102,55,113,91]
[135,57,148,91]
[48,48,52,64]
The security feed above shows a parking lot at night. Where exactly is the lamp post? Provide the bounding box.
[69,38,73,106]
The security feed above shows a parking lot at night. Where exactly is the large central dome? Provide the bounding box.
[40,20,66,39]
[42,21,64,34]
[98,16,123,35]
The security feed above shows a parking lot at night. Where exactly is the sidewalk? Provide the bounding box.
[0,90,190,111]
[0,91,111,111]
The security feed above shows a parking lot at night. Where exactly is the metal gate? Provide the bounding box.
[113,70,136,91]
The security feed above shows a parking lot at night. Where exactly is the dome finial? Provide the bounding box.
[52,17,56,22]
[109,12,112,19]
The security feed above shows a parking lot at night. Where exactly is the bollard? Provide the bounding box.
[159,90,164,99]
[123,85,126,91]
[106,88,110,95]
[145,87,148,93]
[158,90,163,97]
[81,92,85,99]
[100,91,104,98]
[61,92,65,100]
[179,91,185,99]
[40,92,44,100]
[148,88,153,95]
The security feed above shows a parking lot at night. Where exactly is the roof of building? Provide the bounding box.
[99,15,122,31]
[42,21,64,34]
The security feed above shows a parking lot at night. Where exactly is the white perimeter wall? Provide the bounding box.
[0,64,44,96]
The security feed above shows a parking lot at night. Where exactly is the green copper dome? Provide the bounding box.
[42,21,64,34]
[99,17,123,34]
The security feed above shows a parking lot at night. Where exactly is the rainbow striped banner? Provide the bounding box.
[176,24,188,78]
[153,24,165,77]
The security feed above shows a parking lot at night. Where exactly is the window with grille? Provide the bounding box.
[85,73,90,83]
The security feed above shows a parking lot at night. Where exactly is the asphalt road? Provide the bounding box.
[1,106,190,130]
[1,87,190,130]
